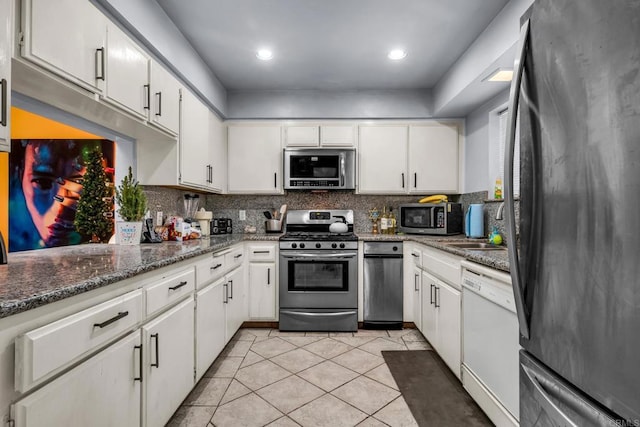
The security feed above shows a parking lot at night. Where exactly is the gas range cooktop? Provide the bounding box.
[279,209,358,250]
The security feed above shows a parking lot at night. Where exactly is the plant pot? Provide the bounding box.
[115,221,143,245]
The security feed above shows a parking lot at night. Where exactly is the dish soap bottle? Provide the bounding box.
[494,177,503,200]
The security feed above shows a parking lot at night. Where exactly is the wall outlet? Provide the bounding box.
[239,210,246,221]
[156,211,163,226]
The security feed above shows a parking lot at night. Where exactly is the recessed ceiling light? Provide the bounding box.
[485,68,514,82]
[256,49,273,61]
[388,49,407,60]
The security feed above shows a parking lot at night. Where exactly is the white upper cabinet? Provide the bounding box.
[209,111,227,192]
[227,125,283,194]
[0,0,11,151]
[149,61,181,136]
[320,125,355,147]
[104,23,150,119]
[359,122,461,195]
[284,125,355,147]
[21,0,107,93]
[180,88,211,189]
[284,126,319,147]
[358,125,409,194]
[409,124,459,194]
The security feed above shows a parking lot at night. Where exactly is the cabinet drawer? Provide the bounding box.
[409,247,422,267]
[15,289,143,392]
[422,246,462,289]
[145,268,195,316]
[195,252,226,289]
[248,244,276,262]
[225,246,244,270]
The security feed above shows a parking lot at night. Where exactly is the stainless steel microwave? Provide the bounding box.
[398,203,463,235]
[283,148,356,190]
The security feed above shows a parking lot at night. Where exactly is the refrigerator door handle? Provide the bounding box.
[505,18,531,340]
[522,365,578,427]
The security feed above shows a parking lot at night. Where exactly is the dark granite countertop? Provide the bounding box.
[0,234,281,319]
[0,231,507,319]
[357,233,510,273]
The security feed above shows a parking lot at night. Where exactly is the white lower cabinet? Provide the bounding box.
[412,264,422,332]
[11,331,142,427]
[248,243,277,321]
[421,270,461,378]
[195,278,227,380]
[249,263,276,320]
[142,297,195,427]
[225,266,246,341]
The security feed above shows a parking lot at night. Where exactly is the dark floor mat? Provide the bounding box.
[382,350,493,427]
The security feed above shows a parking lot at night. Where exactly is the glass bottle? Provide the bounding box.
[389,208,397,234]
[380,206,388,234]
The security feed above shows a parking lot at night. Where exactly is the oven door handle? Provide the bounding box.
[280,310,358,317]
[281,253,356,259]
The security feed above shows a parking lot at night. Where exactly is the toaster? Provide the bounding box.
[210,218,233,234]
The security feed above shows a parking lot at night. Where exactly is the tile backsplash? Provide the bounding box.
[142,186,519,239]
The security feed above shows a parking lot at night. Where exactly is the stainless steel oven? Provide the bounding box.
[278,210,358,331]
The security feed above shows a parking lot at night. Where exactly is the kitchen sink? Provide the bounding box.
[444,242,506,251]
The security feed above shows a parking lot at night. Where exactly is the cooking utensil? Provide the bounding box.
[263,211,272,219]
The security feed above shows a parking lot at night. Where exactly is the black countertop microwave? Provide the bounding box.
[398,203,463,235]
[283,148,356,190]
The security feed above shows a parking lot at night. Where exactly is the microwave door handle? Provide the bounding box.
[340,154,345,187]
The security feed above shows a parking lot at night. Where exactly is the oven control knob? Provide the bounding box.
[291,243,297,249]
[339,243,345,249]
[316,243,322,249]
[332,243,337,249]
[393,246,398,251]
[300,243,305,249]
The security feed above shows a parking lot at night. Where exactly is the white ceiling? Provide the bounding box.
[155,0,510,92]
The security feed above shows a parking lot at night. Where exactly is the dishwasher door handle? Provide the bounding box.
[363,254,403,259]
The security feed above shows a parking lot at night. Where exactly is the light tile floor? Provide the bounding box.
[167,328,432,427]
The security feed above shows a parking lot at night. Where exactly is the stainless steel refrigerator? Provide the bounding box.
[504,0,640,425]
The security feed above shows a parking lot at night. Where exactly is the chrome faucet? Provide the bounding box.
[496,202,505,220]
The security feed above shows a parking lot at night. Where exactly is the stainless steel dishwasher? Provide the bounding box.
[363,241,403,329]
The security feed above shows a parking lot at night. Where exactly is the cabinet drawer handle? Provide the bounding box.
[229,279,234,299]
[430,284,435,305]
[435,286,440,308]
[150,333,159,368]
[211,263,222,270]
[95,47,105,81]
[234,254,243,259]
[401,173,405,188]
[0,78,6,127]
[155,91,162,116]
[169,281,188,291]
[414,274,419,291]
[93,311,129,329]
[143,84,150,110]
[253,250,270,254]
[267,268,271,285]
[411,252,419,258]
[223,283,229,304]
[414,172,417,188]
[134,344,143,382]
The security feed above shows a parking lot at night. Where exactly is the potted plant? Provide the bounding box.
[114,167,147,245]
